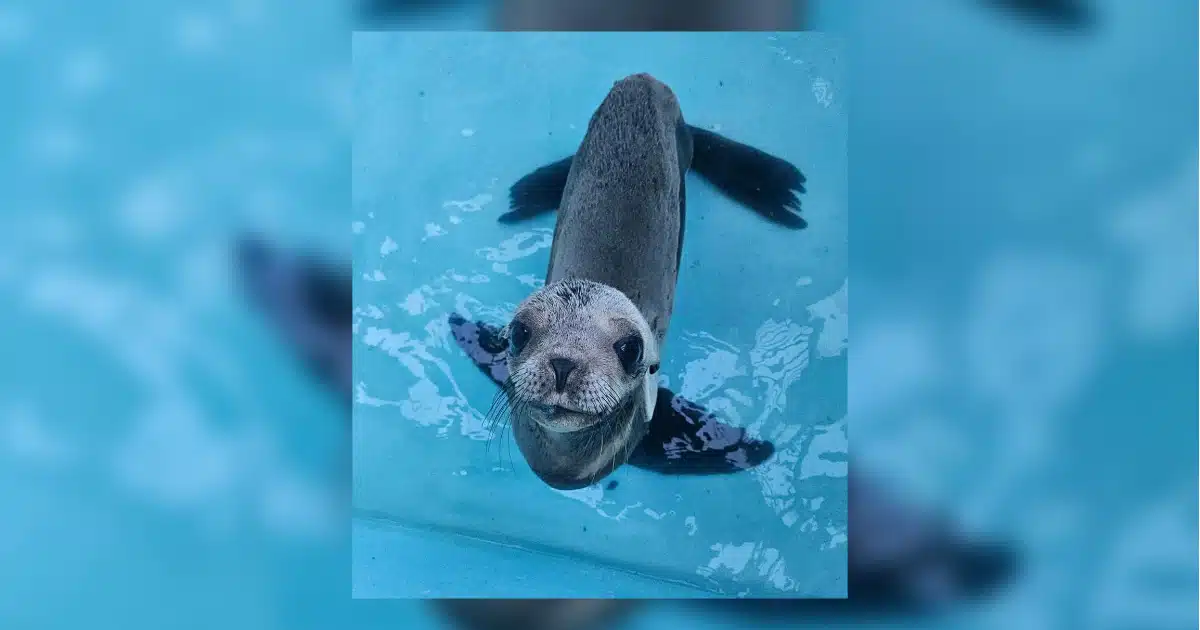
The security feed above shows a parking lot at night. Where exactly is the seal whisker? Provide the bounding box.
[505,412,516,472]
[502,395,530,472]
[484,381,518,469]
[599,383,620,412]
[485,388,508,430]
[590,425,608,487]
[503,384,531,472]
[496,408,510,471]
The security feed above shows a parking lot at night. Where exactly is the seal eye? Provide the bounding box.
[613,334,643,374]
[509,320,531,355]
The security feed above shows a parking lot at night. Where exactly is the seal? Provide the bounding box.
[499,74,690,489]
[468,72,810,490]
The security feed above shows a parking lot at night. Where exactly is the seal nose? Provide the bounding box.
[548,358,576,392]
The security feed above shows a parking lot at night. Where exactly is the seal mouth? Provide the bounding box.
[528,403,603,433]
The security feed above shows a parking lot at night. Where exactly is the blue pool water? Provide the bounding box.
[352,32,848,598]
[2,0,1191,627]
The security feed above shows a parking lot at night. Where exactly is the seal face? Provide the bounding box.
[504,279,659,489]
[507,279,658,432]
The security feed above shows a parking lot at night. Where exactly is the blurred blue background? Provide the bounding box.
[0,0,1195,628]
[352,32,847,599]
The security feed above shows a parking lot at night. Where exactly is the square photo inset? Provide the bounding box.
[352,31,847,598]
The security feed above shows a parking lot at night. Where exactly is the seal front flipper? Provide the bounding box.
[628,388,775,474]
[686,125,807,229]
[499,156,573,223]
[447,313,511,384]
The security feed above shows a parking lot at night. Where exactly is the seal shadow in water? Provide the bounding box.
[354,0,1095,33]
[233,237,1022,616]
[448,312,775,476]
[233,235,352,404]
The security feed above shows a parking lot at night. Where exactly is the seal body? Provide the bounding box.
[548,73,690,357]
[505,74,689,489]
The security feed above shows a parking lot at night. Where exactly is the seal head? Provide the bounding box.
[503,279,659,489]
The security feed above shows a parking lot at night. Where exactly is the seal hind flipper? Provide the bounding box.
[686,125,807,229]
[447,312,776,476]
[627,387,775,474]
[500,156,574,223]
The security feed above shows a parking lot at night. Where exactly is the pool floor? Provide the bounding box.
[352,516,715,598]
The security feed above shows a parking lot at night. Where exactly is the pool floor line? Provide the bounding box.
[352,509,728,597]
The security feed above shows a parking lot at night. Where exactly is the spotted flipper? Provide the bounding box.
[448,312,511,385]
[629,389,775,474]
[448,312,776,476]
